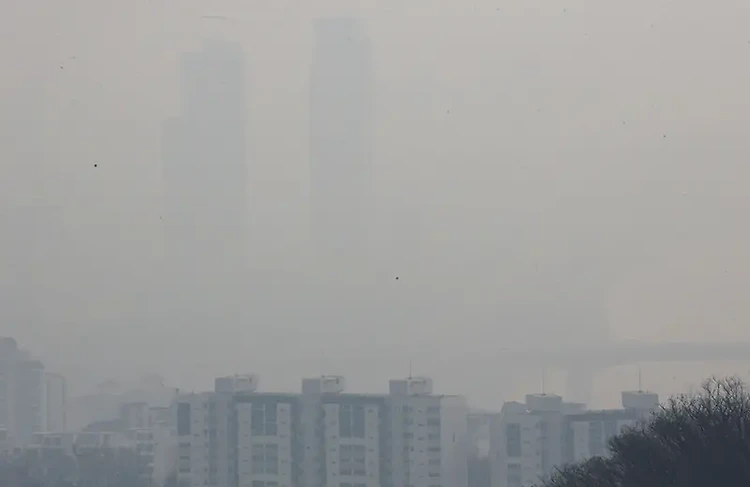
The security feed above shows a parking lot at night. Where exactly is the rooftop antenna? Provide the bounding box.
[408,359,413,379]
[541,367,546,395]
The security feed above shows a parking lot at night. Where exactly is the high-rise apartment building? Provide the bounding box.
[566,391,657,464]
[14,359,47,446]
[174,375,468,487]
[300,376,385,487]
[0,338,69,447]
[309,18,373,266]
[490,391,659,487]
[176,375,257,487]
[177,392,219,487]
[385,377,468,487]
[490,394,581,487]
[236,394,297,487]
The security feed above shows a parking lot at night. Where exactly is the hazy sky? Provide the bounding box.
[2,0,750,408]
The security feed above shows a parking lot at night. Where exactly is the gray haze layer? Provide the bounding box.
[2,0,750,407]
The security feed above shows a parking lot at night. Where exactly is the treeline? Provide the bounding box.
[542,377,750,487]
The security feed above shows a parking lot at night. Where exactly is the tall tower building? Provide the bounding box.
[15,359,47,446]
[309,18,373,268]
[161,41,249,335]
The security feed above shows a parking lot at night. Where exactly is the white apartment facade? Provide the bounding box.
[567,410,638,462]
[237,394,296,487]
[300,375,346,487]
[177,392,216,487]
[15,359,47,446]
[491,391,659,487]
[490,394,588,487]
[175,375,468,487]
[176,391,238,487]
[386,377,468,487]
[176,375,260,487]
[568,391,659,463]
[152,425,179,486]
[320,396,383,487]
[128,426,178,487]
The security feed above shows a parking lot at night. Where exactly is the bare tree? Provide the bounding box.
[541,377,750,487]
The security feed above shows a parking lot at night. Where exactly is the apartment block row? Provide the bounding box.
[174,375,468,487]
[489,390,659,487]
[28,402,178,486]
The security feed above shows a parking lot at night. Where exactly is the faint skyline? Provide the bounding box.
[158,41,250,385]
[310,18,373,270]
[2,0,750,407]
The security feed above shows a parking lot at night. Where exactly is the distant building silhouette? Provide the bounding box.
[0,338,67,447]
[309,18,373,267]
[490,391,659,487]
[161,41,248,327]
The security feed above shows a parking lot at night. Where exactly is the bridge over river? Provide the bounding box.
[492,340,750,404]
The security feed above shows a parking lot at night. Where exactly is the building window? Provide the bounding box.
[339,444,366,476]
[251,404,278,436]
[339,404,365,438]
[340,484,366,487]
[506,423,521,457]
[252,443,279,475]
[507,464,522,487]
[177,403,191,436]
[253,482,279,487]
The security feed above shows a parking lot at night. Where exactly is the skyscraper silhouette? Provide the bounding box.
[161,41,248,331]
[310,18,373,268]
